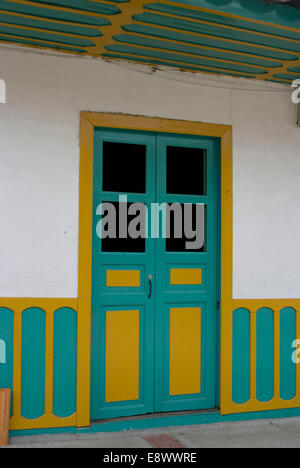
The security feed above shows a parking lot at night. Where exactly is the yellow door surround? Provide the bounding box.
[78,111,233,426]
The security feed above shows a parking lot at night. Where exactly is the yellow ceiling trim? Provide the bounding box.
[85,0,146,56]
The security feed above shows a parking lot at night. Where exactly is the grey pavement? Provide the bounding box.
[3,417,300,448]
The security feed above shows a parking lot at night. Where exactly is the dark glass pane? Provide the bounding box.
[101,201,146,253]
[166,203,205,252]
[166,146,206,195]
[102,142,146,193]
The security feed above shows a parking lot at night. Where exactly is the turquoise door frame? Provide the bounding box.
[91,128,220,421]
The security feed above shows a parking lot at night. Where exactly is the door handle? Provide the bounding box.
[148,275,153,299]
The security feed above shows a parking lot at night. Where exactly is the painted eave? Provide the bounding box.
[0,0,299,84]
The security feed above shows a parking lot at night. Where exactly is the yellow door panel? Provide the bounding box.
[170,268,202,285]
[169,307,201,396]
[106,270,140,288]
[105,309,139,403]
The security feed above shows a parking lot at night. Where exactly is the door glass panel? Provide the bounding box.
[102,142,146,193]
[166,203,205,252]
[166,146,206,195]
[101,201,146,253]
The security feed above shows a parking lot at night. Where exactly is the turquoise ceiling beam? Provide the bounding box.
[0,1,111,26]
[0,12,102,36]
[113,33,282,68]
[105,42,269,74]
[0,33,86,52]
[28,1,121,15]
[122,23,298,61]
[171,0,300,27]
[103,50,253,78]
[144,3,300,41]
[0,24,95,46]
[132,12,300,53]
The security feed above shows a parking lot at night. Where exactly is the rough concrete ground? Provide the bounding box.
[3,417,300,448]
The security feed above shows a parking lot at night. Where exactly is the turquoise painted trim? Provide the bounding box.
[113,33,281,68]
[0,1,111,27]
[280,307,296,401]
[256,308,274,403]
[288,67,300,73]
[145,2,300,41]
[105,44,267,74]
[232,308,250,405]
[9,406,300,438]
[0,307,14,414]
[21,308,46,420]
[274,73,300,82]
[171,0,300,27]
[122,24,298,62]
[267,79,293,85]
[53,308,77,418]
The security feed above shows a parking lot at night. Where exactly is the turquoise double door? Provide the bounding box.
[91,128,220,420]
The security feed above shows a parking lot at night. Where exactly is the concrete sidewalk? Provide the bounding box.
[4,417,300,448]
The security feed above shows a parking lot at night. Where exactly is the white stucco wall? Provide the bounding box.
[0,46,299,299]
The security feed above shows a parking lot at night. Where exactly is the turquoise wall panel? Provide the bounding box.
[53,308,77,418]
[21,308,46,419]
[256,308,274,402]
[232,308,250,404]
[0,308,14,413]
[280,308,296,401]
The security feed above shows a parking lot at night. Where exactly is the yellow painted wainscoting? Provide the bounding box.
[221,299,300,415]
[0,298,78,431]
